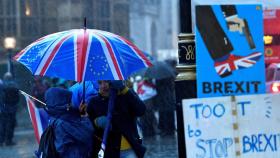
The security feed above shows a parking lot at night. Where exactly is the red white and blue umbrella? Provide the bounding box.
[14,29,152,82]
[14,28,152,158]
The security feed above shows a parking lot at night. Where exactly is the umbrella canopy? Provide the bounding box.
[144,61,176,79]
[14,29,152,82]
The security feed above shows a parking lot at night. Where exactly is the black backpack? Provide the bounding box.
[37,122,60,158]
[3,85,20,105]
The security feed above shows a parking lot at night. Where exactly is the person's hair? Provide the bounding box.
[97,80,110,84]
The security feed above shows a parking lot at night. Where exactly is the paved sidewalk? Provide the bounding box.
[144,134,178,158]
[0,129,37,158]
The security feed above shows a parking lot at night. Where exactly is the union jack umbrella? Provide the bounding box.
[14,29,152,82]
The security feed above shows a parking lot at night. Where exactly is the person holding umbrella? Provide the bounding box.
[87,80,146,158]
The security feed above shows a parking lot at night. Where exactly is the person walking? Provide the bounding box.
[0,78,5,146]
[0,72,20,146]
[87,80,146,158]
[153,59,177,136]
[154,77,176,136]
[137,78,158,137]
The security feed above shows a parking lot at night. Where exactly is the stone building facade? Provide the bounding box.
[0,0,130,59]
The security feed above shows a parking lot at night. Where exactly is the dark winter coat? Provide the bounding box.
[154,77,176,111]
[50,116,94,158]
[87,89,146,158]
[0,83,5,113]
[45,87,94,158]
[0,80,19,114]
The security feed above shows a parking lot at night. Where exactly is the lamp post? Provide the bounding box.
[175,0,195,158]
[4,37,16,77]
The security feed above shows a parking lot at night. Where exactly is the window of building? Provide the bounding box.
[101,20,110,31]
[0,18,4,35]
[20,0,39,17]
[101,0,110,18]
[95,0,110,18]
[0,0,3,15]
[83,0,93,20]
[94,19,110,32]
[6,0,16,15]
[113,4,128,37]
[6,18,16,35]
[21,18,39,36]
[42,18,58,34]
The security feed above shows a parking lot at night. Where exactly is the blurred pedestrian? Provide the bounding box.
[87,80,146,158]
[41,87,94,158]
[137,78,158,137]
[0,72,20,146]
[0,78,4,147]
[154,60,177,136]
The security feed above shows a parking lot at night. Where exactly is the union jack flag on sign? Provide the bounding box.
[214,52,262,77]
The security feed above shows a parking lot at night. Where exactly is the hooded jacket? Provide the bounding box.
[45,87,94,158]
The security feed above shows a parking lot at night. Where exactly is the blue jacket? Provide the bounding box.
[45,87,94,158]
[50,116,94,158]
[69,81,98,109]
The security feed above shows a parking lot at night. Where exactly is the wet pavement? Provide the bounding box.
[0,108,178,158]
[0,130,178,158]
[0,129,37,158]
[144,134,178,158]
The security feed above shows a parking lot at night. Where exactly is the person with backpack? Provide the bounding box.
[36,87,94,158]
[0,72,20,146]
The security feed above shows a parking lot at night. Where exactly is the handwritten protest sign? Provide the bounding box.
[183,93,280,158]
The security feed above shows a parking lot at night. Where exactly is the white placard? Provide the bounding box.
[183,93,280,158]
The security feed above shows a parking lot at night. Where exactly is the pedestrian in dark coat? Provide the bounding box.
[154,77,176,136]
[0,78,5,146]
[87,80,146,158]
[44,87,94,158]
[0,72,19,146]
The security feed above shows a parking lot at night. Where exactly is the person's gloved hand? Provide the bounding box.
[79,102,87,116]
[94,116,108,129]
[110,80,126,91]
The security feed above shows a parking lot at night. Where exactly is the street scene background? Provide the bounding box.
[0,0,179,157]
[1,0,280,158]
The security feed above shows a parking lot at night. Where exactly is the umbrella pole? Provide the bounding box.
[82,81,86,104]
[98,89,117,158]
[82,17,86,104]
[84,17,87,29]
